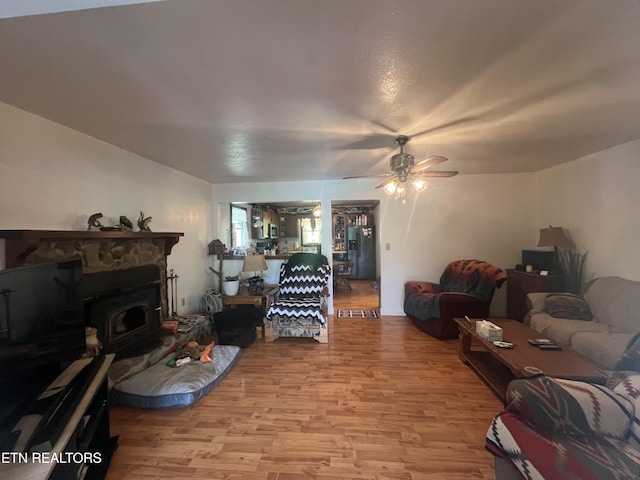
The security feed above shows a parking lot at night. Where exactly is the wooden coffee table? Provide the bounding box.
[454,317,608,400]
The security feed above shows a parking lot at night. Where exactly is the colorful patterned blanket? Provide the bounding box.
[486,373,640,479]
[404,259,506,320]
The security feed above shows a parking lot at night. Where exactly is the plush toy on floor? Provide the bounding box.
[171,340,214,367]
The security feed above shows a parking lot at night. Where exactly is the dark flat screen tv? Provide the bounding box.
[0,258,86,436]
[0,258,85,363]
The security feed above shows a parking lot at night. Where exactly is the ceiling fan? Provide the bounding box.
[343,135,458,201]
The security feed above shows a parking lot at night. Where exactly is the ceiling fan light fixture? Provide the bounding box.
[347,134,455,202]
[412,178,428,192]
[383,180,398,196]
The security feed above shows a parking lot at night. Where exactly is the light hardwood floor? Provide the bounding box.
[107,304,502,479]
[332,279,380,311]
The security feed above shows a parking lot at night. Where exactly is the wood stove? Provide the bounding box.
[83,265,163,356]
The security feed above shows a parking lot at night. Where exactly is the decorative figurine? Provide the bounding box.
[138,211,152,232]
[119,215,134,231]
[87,212,103,231]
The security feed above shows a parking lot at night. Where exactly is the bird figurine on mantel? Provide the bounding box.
[119,215,134,231]
[87,212,103,231]
[138,211,152,232]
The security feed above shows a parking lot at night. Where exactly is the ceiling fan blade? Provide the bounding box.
[409,116,477,140]
[343,173,391,180]
[370,119,399,134]
[375,177,398,189]
[413,171,459,178]
[339,134,395,150]
[413,155,448,171]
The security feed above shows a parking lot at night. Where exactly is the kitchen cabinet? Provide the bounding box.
[279,215,288,236]
[250,207,279,239]
[333,213,373,251]
[262,209,272,239]
[288,216,300,238]
[278,215,300,238]
[333,215,346,252]
[332,213,376,279]
[251,206,265,239]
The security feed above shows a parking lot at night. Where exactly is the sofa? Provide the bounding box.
[486,369,640,479]
[404,259,507,339]
[525,276,640,369]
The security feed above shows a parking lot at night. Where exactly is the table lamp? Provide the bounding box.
[537,226,571,273]
[242,254,268,291]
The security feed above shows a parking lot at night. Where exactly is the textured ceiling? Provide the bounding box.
[1,0,639,184]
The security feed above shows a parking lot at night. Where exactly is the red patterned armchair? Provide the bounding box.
[403,259,507,339]
[486,335,640,479]
[486,372,640,479]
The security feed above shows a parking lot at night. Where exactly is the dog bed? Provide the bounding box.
[111,344,241,409]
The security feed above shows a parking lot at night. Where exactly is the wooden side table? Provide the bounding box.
[221,286,278,339]
[506,269,565,322]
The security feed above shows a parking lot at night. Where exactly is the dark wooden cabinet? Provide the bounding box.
[332,215,346,252]
[507,269,565,322]
[279,215,289,237]
[251,207,266,239]
[278,215,299,238]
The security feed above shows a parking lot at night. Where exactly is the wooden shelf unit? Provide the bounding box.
[506,269,565,322]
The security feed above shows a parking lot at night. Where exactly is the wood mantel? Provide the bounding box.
[0,230,184,268]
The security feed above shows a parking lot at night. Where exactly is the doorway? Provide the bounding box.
[331,200,380,311]
[333,279,379,310]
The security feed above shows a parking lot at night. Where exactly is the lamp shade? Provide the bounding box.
[242,254,268,273]
[537,226,571,247]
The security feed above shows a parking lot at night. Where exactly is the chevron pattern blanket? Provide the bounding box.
[266,298,325,324]
[266,253,331,325]
[278,255,331,299]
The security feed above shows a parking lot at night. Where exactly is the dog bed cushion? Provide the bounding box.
[111,345,241,409]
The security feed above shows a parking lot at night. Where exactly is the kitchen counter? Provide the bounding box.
[222,252,304,260]
[218,252,320,285]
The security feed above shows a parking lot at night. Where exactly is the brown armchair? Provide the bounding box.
[404,259,507,339]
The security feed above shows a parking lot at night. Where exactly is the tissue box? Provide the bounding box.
[476,320,503,341]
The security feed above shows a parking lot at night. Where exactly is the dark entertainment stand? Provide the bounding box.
[0,354,118,480]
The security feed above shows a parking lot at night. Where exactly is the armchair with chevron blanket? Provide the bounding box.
[265,252,331,343]
[403,259,507,339]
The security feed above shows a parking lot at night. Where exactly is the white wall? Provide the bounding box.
[0,102,214,314]
[536,139,640,281]
[7,97,634,321]
[212,174,534,316]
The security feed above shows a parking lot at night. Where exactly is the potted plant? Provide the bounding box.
[558,247,588,295]
[222,274,240,296]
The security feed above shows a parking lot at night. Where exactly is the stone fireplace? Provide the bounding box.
[0,230,183,356]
